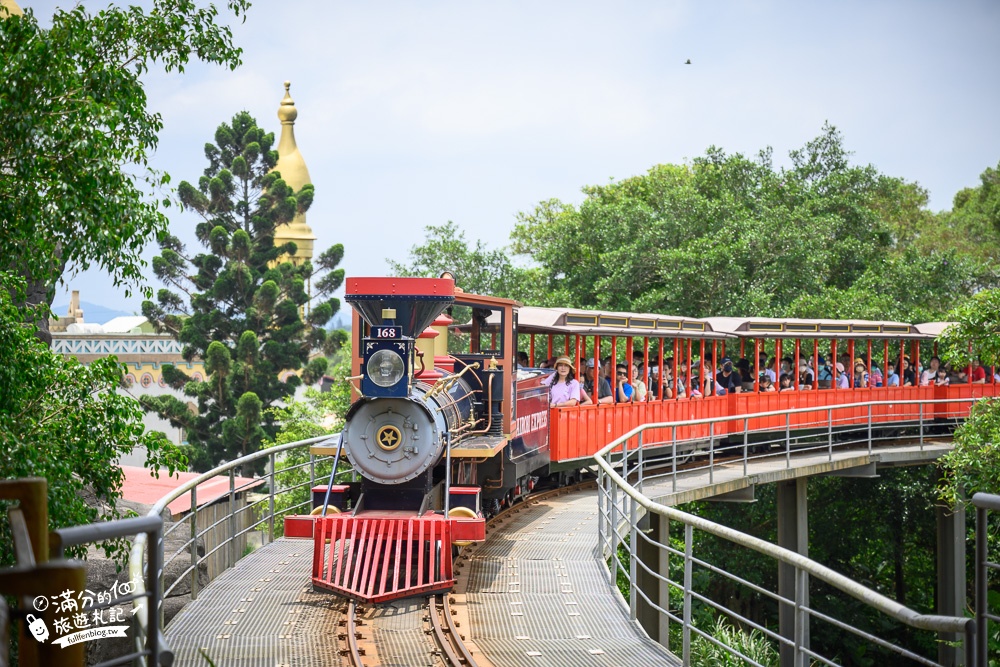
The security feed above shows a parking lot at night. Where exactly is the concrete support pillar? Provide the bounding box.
[936,503,966,666]
[777,478,809,667]
[636,513,672,647]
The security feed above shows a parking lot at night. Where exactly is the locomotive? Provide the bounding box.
[285,276,551,603]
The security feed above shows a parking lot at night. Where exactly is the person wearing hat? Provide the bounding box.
[715,357,741,395]
[835,362,849,389]
[583,358,613,405]
[542,356,581,407]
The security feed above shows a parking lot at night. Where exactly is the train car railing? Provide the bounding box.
[127,433,345,666]
[553,383,1000,464]
[972,492,999,666]
[595,398,986,667]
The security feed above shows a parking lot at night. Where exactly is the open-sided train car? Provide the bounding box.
[285,276,1000,604]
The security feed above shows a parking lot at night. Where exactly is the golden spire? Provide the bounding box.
[1,0,24,17]
[272,81,316,267]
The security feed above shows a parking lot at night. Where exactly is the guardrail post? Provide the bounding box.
[629,492,638,621]
[229,469,236,569]
[682,524,693,666]
[147,524,162,666]
[268,451,276,544]
[671,426,678,493]
[867,404,873,454]
[597,468,605,553]
[919,403,925,449]
[976,503,987,667]
[785,413,791,469]
[827,408,833,461]
[743,418,749,477]
[610,478,619,586]
[637,432,644,493]
[190,485,198,601]
[309,453,316,493]
[709,422,715,484]
[795,567,808,667]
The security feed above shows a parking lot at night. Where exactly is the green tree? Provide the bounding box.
[508,124,992,321]
[0,273,186,566]
[390,221,541,301]
[263,342,354,533]
[141,112,345,472]
[0,0,248,335]
[937,288,1000,509]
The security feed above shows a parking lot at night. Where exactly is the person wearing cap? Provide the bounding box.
[542,356,581,407]
[715,357,741,395]
[583,358,613,404]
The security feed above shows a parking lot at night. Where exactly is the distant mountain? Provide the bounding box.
[329,310,352,331]
[51,301,135,326]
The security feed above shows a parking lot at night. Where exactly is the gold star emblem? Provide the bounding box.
[376,425,402,451]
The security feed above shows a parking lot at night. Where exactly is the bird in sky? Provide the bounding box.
[685,59,691,64]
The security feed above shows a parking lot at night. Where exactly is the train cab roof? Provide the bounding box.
[516,306,731,340]
[704,317,928,339]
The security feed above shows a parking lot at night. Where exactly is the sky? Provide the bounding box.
[28,0,1000,316]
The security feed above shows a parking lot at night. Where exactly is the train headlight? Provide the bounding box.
[367,349,405,388]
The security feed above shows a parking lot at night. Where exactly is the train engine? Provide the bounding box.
[286,277,491,603]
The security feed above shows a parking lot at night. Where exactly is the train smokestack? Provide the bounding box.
[345,277,455,338]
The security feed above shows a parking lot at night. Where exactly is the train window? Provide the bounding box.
[448,303,505,356]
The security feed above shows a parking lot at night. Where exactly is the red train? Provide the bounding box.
[285,276,999,603]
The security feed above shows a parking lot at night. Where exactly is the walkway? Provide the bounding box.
[455,488,679,667]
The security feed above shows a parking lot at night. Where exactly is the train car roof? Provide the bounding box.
[515,306,732,340]
[914,322,955,337]
[704,316,927,339]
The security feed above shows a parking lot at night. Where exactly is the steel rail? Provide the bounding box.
[343,601,365,667]
[429,595,466,666]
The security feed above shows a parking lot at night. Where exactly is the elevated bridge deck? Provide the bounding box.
[161,439,955,666]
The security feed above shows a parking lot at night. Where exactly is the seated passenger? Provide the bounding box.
[920,356,941,385]
[853,362,869,388]
[885,363,900,387]
[582,359,613,404]
[517,351,530,368]
[816,356,833,386]
[778,373,794,391]
[970,358,987,384]
[614,364,634,403]
[759,374,776,392]
[835,362,850,389]
[716,357,742,395]
[542,356,581,407]
[933,367,950,386]
[631,363,648,402]
[901,358,917,387]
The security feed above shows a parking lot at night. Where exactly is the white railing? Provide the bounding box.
[127,433,347,666]
[594,398,981,667]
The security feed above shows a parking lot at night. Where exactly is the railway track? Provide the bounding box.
[339,481,594,666]
[429,594,478,666]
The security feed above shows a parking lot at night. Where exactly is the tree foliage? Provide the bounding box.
[0,273,186,566]
[141,112,345,472]
[263,343,354,533]
[389,221,543,301]
[0,0,248,316]
[507,124,995,320]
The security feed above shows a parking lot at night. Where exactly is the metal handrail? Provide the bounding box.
[972,492,999,667]
[127,433,341,666]
[594,397,982,665]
